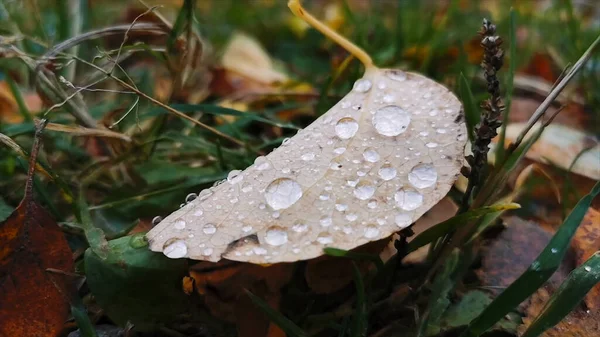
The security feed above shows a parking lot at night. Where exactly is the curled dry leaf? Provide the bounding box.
[147,0,467,263]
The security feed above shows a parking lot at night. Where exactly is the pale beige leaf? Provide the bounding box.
[147,68,466,263]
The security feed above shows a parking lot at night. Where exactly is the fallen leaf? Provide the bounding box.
[147,0,467,263]
[0,80,43,123]
[0,122,73,337]
[477,217,570,297]
[521,287,600,337]
[571,208,600,310]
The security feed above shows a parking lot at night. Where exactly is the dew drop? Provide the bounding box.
[367,199,378,209]
[394,188,423,211]
[340,101,351,109]
[264,178,303,210]
[436,128,447,134]
[265,227,288,246]
[254,156,270,170]
[282,138,292,146]
[292,222,308,233]
[426,142,438,148]
[319,194,330,201]
[551,248,558,254]
[364,225,380,239]
[395,213,413,228]
[335,117,359,139]
[301,152,316,161]
[174,219,186,230]
[152,216,163,226]
[241,184,253,193]
[372,105,411,136]
[363,148,380,163]
[383,94,395,103]
[198,189,213,201]
[334,147,346,155]
[345,213,358,222]
[353,78,372,92]
[408,163,438,189]
[320,216,333,227]
[227,170,243,184]
[185,193,197,203]
[378,164,397,181]
[202,247,213,256]
[316,233,333,245]
[335,203,348,212]
[163,240,187,259]
[253,247,267,255]
[354,181,375,200]
[386,70,407,81]
[203,223,217,235]
[242,225,253,233]
[584,266,592,272]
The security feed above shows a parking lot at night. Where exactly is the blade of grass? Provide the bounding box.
[350,262,367,337]
[407,203,520,254]
[459,181,600,337]
[417,249,460,337]
[5,76,33,122]
[324,247,384,271]
[167,0,195,50]
[245,290,309,337]
[521,252,600,337]
[458,72,480,143]
[495,8,517,163]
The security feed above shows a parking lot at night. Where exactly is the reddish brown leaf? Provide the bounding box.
[0,120,74,337]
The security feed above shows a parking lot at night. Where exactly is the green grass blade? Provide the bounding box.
[417,249,460,337]
[168,0,195,50]
[245,290,309,337]
[6,76,33,122]
[407,203,520,253]
[323,247,384,271]
[351,262,367,337]
[459,181,600,337]
[521,252,600,337]
[458,72,479,142]
[496,8,517,163]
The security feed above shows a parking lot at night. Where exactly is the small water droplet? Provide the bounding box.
[264,178,303,210]
[316,233,333,245]
[202,247,213,256]
[185,193,197,203]
[242,225,253,233]
[335,203,348,212]
[163,240,188,259]
[259,203,266,210]
[292,247,301,254]
[282,138,292,146]
[265,227,288,246]
[347,179,359,187]
[241,184,253,193]
[584,266,592,272]
[353,78,372,92]
[301,152,316,161]
[436,128,447,134]
[230,197,239,204]
[272,211,280,218]
[395,213,412,228]
[335,117,359,139]
[203,223,217,235]
[330,161,343,170]
[254,156,270,170]
[152,216,163,226]
[367,199,378,209]
[320,216,333,227]
[174,219,186,230]
[334,147,346,155]
[426,142,438,148]
[323,115,333,123]
[227,170,243,184]
[551,248,558,254]
[408,163,438,189]
[386,70,407,81]
[340,101,351,109]
[378,164,397,181]
[383,94,395,103]
[198,189,213,201]
[419,131,429,137]
[429,109,439,116]
[394,188,423,211]
[319,194,330,201]
[364,225,380,239]
[253,247,267,255]
[292,222,308,233]
[354,181,375,200]
[373,105,411,136]
[363,148,380,163]
[346,213,358,221]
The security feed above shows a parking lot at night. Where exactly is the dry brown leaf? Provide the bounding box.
[147,0,466,263]
[521,287,600,337]
[0,123,73,337]
[0,81,43,123]
[571,208,600,310]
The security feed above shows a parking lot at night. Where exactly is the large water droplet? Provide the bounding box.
[353,78,372,92]
[386,70,407,81]
[163,240,188,259]
[395,213,412,228]
[254,156,270,170]
[174,219,186,230]
[335,117,359,139]
[354,181,375,200]
[198,189,213,201]
[372,106,411,136]
[408,163,438,189]
[364,225,380,239]
[301,152,316,161]
[203,223,217,235]
[264,178,303,210]
[394,188,423,211]
[378,164,397,181]
[363,148,380,163]
[265,227,288,246]
[316,233,333,245]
